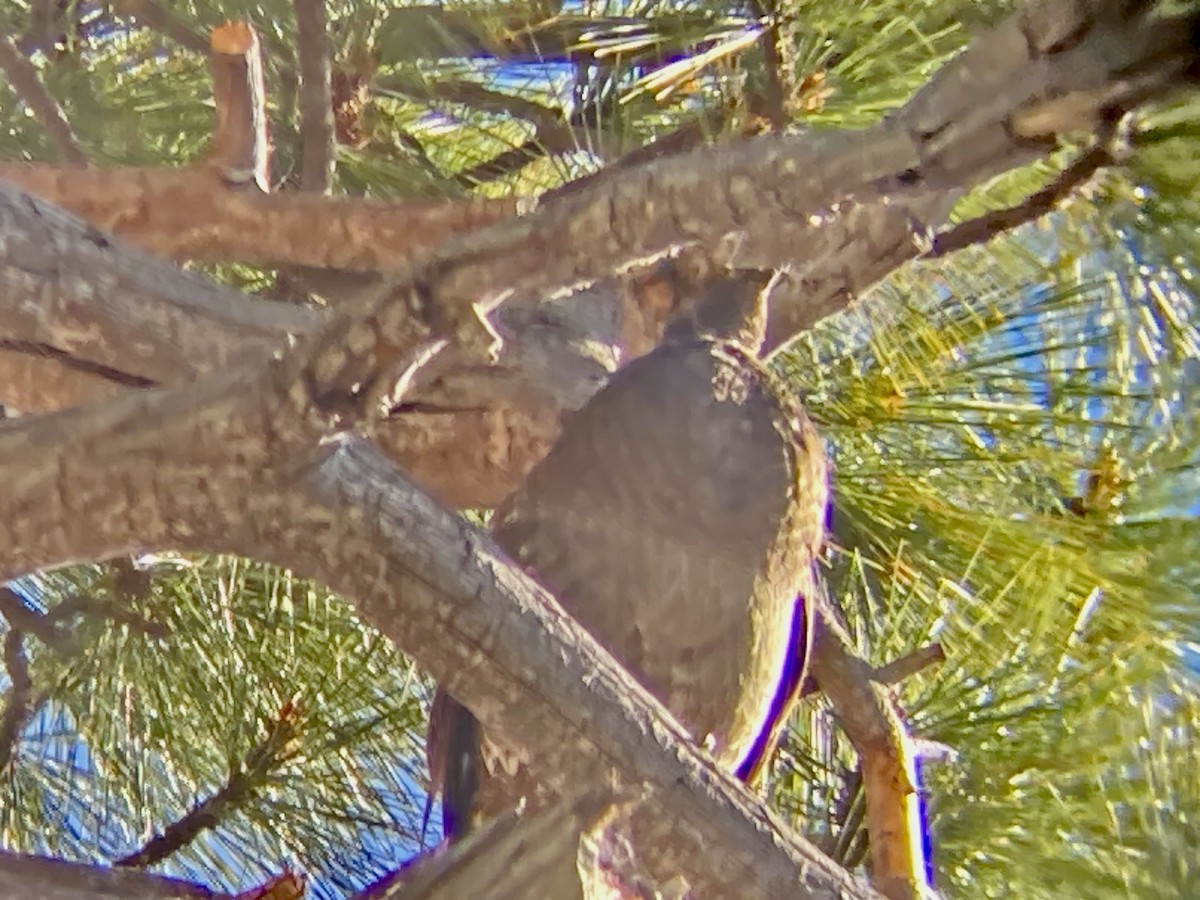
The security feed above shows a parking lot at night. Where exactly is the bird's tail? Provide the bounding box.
[735,587,814,785]
[436,693,483,841]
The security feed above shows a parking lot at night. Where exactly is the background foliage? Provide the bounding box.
[1,0,1197,897]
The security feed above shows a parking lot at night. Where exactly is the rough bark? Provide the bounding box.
[0,165,517,269]
[366,798,608,899]
[0,851,222,899]
[208,23,269,189]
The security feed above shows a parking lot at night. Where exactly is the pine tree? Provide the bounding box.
[0,0,1197,898]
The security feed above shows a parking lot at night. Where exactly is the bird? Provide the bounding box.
[426,271,829,893]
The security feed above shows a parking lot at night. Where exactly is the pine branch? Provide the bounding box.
[928,132,1121,258]
[109,0,210,56]
[0,628,34,775]
[114,704,301,869]
[870,643,946,689]
[797,641,945,701]
[0,33,87,166]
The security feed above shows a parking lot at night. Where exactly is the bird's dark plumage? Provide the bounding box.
[426,275,828,885]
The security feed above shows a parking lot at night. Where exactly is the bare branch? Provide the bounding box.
[382,77,575,141]
[872,643,946,687]
[0,349,127,414]
[0,340,155,389]
[809,610,928,900]
[0,165,517,268]
[208,23,270,189]
[293,0,336,193]
[0,33,87,166]
[0,628,34,775]
[928,140,1117,258]
[0,587,55,645]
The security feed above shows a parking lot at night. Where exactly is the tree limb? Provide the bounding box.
[0,165,516,268]
[108,0,211,56]
[809,610,927,900]
[208,23,270,190]
[0,851,223,899]
[293,0,336,193]
[872,643,946,688]
[928,137,1119,258]
[115,703,300,868]
[365,797,608,899]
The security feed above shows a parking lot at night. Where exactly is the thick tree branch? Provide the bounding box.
[0,851,224,899]
[0,181,314,384]
[0,180,611,507]
[0,165,516,268]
